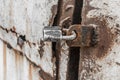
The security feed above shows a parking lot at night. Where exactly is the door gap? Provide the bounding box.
[52,0,63,80]
[52,0,83,79]
[67,0,83,80]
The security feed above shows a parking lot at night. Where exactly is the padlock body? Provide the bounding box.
[43,26,62,42]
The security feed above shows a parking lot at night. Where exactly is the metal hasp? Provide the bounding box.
[66,25,99,47]
[43,25,99,47]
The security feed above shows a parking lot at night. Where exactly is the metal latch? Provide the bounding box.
[43,25,99,47]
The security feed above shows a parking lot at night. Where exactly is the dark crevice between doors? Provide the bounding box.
[67,0,83,80]
[52,0,83,80]
[52,0,63,80]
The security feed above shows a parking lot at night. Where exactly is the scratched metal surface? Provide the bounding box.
[0,0,58,80]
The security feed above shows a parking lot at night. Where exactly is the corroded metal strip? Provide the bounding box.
[66,25,99,47]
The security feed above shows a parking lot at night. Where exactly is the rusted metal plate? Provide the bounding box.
[66,25,99,47]
[79,0,120,80]
[66,25,81,47]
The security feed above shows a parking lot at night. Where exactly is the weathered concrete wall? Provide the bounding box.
[0,40,41,80]
[0,0,58,80]
[79,0,120,80]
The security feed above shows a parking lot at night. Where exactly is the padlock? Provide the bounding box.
[43,26,76,42]
[43,26,62,42]
[43,25,99,47]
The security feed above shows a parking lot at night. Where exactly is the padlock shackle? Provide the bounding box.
[62,31,76,40]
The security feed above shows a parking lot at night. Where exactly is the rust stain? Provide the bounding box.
[3,43,7,80]
[1,39,41,68]
[14,50,23,80]
[81,17,115,59]
[81,0,115,59]
[96,19,114,58]
[79,0,116,79]
[15,50,20,80]
[29,63,33,80]
[1,37,44,80]
[81,17,115,60]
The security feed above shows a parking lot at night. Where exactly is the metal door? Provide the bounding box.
[0,0,120,80]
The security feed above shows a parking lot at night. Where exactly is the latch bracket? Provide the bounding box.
[66,25,99,47]
[43,25,99,47]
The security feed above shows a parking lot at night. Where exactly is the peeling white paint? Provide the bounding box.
[0,0,58,80]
